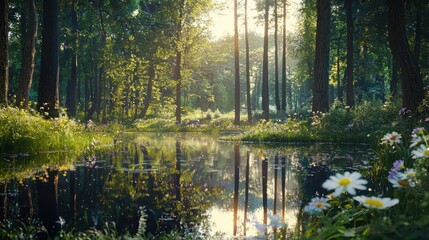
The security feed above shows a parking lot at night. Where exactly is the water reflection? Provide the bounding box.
[0,133,374,238]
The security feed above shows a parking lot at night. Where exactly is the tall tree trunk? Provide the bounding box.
[336,37,343,102]
[312,0,330,113]
[262,0,270,121]
[17,0,37,108]
[66,0,78,116]
[234,0,240,125]
[281,0,287,111]
[390,58,399,97]
[140,61,155,119]
[345,0,354,107]
[387,0,423,112]
[414,0,422,62]
[274,1,280,111]
[175,50,182,124]
[0,0,8,106]
[38,0,59,117]
[245,0,252,124]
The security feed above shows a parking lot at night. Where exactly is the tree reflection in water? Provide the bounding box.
[0,133,373,238]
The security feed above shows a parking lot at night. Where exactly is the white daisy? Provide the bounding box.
[380,132,402,146]
[388,172,415,188]
[353,196,399,209]
[322,172,368,197]
[410,135,428,148]
[411,144,429,159]
[304,197,331,214]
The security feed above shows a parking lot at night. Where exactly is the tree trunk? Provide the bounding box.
[140,61,155,119]
[0,0,8,106]
[390,58,399,97]
[38,0,59,117]
[66,0,78,116]
[234,0,240,125]
[387,0,423,112]
[17,0,37,108]
[336,39,343,102]
[262,0,270,121]
[175,50,182,124]
[245,0,252,124]
[274,1,280,111]
[312,0,330,113]
[281,0,287,111]
[345,0,354,107]
[414,0,422,62]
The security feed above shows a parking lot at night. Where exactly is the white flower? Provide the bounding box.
[411,144,429,159]
[410,135,428,148]
[304,197,331,214]
[353,196,399,209]
[381,132,402,146]
[322,172,368,197]
[388,172,415,188]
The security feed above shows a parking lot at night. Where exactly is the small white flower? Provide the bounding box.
[353,196,399,209]
[304,197,331,214]
[322,172,368,197]
[411,144,429,159]
[381,132,402,146]
[388,172,415,188]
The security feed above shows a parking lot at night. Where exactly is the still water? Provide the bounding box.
[0,133,374,238]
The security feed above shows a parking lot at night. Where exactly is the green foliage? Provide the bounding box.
[0,107,111,153]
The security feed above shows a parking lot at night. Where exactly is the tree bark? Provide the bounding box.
[390,58,399,97]
[345,0,354,107]
[262,0,270,121]
[175,50,182,124]
[387,0,423,112]
[66,0,78,116]
[281,0,287,111]
[274,1,280,111]
[0,0,8,106]
[234,0,240,125]
[17,0,37,108]
[38,0,60,117]
[140,61,155,119]
[312,0,330,113]
[245,0,252,124]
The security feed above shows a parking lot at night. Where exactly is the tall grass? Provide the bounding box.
[0,107,111,153]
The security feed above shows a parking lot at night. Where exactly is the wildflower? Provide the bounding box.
[353,196,399,209]
[412,127,425,136]
[388,160,404,179]
[388,172,415,188]
[399,108,407,115]
[381,132,402,146]
[404,168,416,179]
[338,228,356,237]
[411,144,429,159]
[322,172,368,197]
[304,197,331,214]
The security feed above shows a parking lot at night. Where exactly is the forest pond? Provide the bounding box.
[0,133,375,238]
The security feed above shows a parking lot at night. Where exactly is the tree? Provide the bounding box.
[312,0,330,113]
[245,0,252,124]
[17,0,37,109]
[234,0,240,125]
[345,0,354,107]
[38,0,60,117]
[262,0,270,121]
[274,0,280,111]
[281,0,287,111]
[0,0,8,106]
[66,0,78,116]
[387,0,423,112]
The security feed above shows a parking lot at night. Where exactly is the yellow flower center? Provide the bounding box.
[316,202,323,208]
[390,136,397,141]
[424,149,429,156]
[338,178,351,186]
[398,179,410,187]
[364,199,384,208]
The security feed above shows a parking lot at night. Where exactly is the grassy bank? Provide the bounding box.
[0,107,114,154]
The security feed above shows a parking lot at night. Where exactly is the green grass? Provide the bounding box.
[0,107,113,154]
